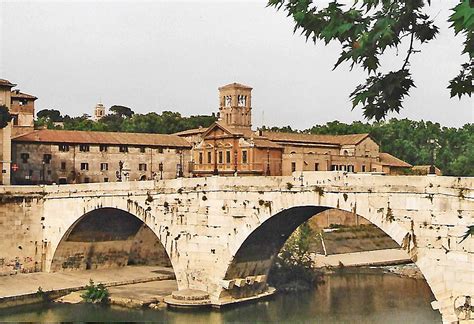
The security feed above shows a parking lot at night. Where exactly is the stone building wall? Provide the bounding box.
[11,142,192,184]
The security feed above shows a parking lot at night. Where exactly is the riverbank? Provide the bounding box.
[0,266,175,309]
[312,248,411,268]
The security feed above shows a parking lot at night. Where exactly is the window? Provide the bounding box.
[242,151,248,164]
[12,115,18,126]
[104,178,109,182]
[80,163,89,171]
[139,163,147,171]
[314,163,319,171]
[226,151,231,163]
[140,147,146,153]
[43,154,52,164]
[58,144,69,152]
[199,152,203,164]
[99,145,108,152]
[207,151,212,164]
[84,177,90,183]
[20,153,29,163]
[158,147,164,154]
[79,144,90,152]
[100,163,108,171]
[362,165,366,172]
[218,151,223,164]
[291,162,296,172]
[60,162,66,170]
[119,145,128,153]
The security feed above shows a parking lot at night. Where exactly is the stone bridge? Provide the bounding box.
[0,172,472,322]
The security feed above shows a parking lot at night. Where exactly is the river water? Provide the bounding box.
[0,272,441,323]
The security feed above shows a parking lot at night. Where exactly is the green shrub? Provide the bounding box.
[81,279,110,304]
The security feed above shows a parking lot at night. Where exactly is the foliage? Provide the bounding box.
[269,222,322,291]
[80,279,110,304]
[268,0,473,120]
[0,105,12,129]
[460,225,474,243]
[37,109,63,122]
[110,105,134,118]
[267,118,474,176]
[36,108,217,134]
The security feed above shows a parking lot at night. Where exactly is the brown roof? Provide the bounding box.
[174,127,208,136]
[11,90,37,100]
[251,138,283,149]
[379,153,412,168]
[0,79,16,88]
[12,129,192,148]
[262,131,370,146]
[218,82,253,90]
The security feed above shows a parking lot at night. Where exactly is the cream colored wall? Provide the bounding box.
[355,137,379,158]
[11,142,191,184]
[0,87,12,185]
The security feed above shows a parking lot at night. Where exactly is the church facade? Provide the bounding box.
[176,83,411,177]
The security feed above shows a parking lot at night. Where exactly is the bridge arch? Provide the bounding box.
[219,205,430,307]
[50,207,174,273]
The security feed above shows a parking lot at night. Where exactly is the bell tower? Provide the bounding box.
[218,83,252,129]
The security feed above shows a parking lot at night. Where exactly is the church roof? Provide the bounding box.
[12,129,192,148]
[379,153,412,168]
[11,90,37,100]
[218,82,253,90]
[174,127,208,136]
[262,131,370,146]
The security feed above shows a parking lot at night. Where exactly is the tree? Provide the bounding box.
[268,0,473,121]
[109,105,134,118]
[0,105,12,129]
[37,109,63,122]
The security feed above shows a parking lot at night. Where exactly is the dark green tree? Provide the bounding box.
[0,105,12,129]
[268,0,473,120]
[37,109,63,122]
[109,105,134,118]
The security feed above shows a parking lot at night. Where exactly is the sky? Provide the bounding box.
[0,0,472,129]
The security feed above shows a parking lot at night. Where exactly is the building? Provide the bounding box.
[4,80,412,185]
[177,82,411,177]
[11,129,191,184]
[10,89,36,137]
[0,79,16,185]
[93,102,106,121]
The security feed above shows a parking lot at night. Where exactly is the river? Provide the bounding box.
[0,272,441,323]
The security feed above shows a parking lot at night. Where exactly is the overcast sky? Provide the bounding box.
[1,0,472,129]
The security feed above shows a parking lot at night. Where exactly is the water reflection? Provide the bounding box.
[0,273,441,323]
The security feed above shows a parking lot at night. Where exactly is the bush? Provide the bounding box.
[268,222,323,292]
[81,279,110,304]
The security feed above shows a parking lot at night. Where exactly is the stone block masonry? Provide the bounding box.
[0,172,472,323]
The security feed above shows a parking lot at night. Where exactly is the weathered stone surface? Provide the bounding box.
[0,171,472,322]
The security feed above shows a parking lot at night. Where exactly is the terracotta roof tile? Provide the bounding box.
[379,153,412,168]
[218,82,253,90]
[0,79,17,88]
[262,131,370,146]
[174,127,208,136]
[12,129,192,148]
[11,90,37,100]
[251,138,283,149]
